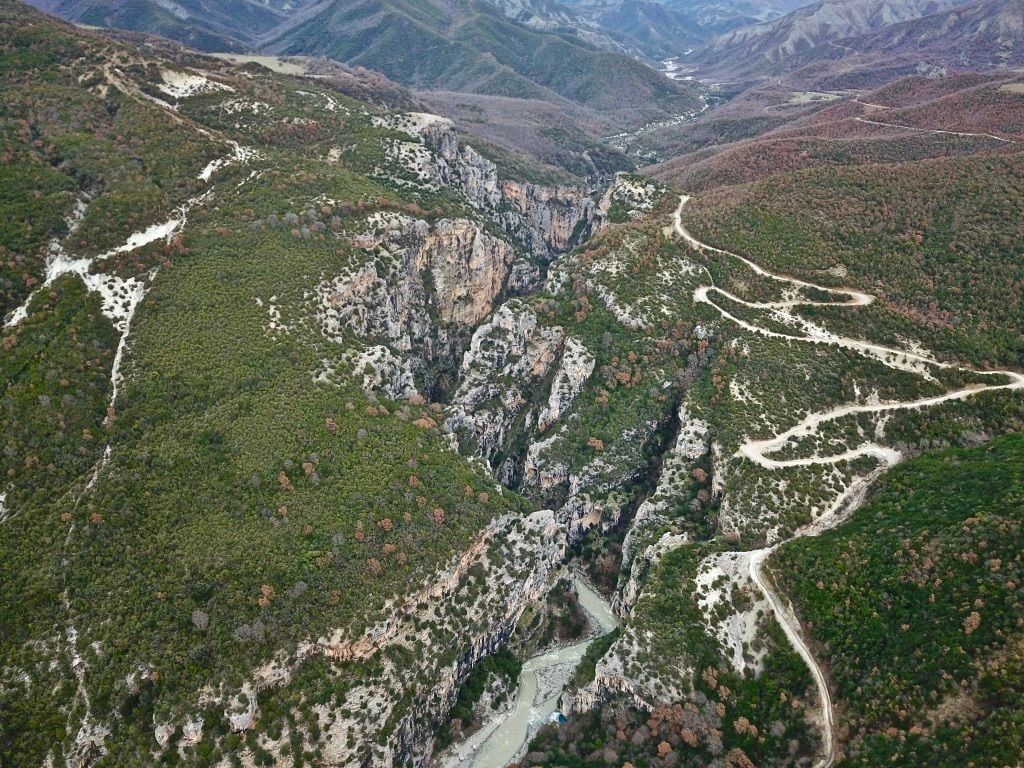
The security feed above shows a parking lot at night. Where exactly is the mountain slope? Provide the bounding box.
[648,70,1024,190]
[582,0,709,58]
[818,0,1024,68]
[28,0,702,130]
[262,0,701,124]
[25,0,296,49]
[5,1,1024,767]
[690,0,961,78]
[773,432,1024,765]
[0,2,606,764]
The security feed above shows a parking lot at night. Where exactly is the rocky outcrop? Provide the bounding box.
[322,214,517,339]
[341,345,418,400]
[445,302,565,463]
[321,509,566,767]
[324,111,607,406]
[506,259,543,296]
[392,113,605,261]
[562,610,693,717]
[619,402,709,575]
[524,421,652,515]
[537,337,595,432]
[522,431,570,495]
[598,173,661,219]
[618,531,689,615]
[694,550,771,675]
[560,404,715,718]
[182,509,566,767]
[318,213,518,394]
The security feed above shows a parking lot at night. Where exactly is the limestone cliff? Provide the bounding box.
[382,112,605,261]
[445,302,565,478]
[318,213,518,396]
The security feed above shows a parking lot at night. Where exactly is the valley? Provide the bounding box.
[2,0,1023,767]
[443,576,617,768]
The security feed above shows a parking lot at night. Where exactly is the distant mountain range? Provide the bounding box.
[26,0,292,50]
[816,0,1024,68]
[685,0,1024,79]
[260,0,700,120]
[26,0,1024,141]
[28,0,701,126]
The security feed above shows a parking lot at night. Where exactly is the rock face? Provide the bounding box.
[446,302,566,465]
[562,402,714,717]
[619,402,710,578]
[318,213,518,395]
[201,509,567,768]
[538,337,595,432]
[410,116,604,260]
[320,113,606,400]
[322,214,517,339]
[618,532,689,615]
[598,173,660,218]
[563,529,693,719]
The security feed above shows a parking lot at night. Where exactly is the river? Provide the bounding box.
[441,576,617,768]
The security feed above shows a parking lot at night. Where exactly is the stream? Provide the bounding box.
[442,576,618,768]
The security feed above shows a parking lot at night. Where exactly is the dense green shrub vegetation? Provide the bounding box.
[0,277,117,768]
[773,433,1024,766]
[0,4,537,763]
[524,545,817,767]
[3,3,1024,766]
[686,153,1024,367]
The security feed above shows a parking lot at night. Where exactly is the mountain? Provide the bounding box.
[576,0,710,57]
[689,0,962,77]
[813,0,1024,68]
[487,0,622,46]
[1,0,629,763]
[25,0,305,49]
[260,0,701,124]
[540,0,713,58]
[569,0,810,37]
[4,0,1024,767]
[27,0,702,130]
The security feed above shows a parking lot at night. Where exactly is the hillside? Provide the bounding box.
[555,0,711,60]
[648,70,1024,188]
[0,2,605,764]
[3,0,1024,766]
[772,433,1024,765]
[27,0,702,132]
[811,0,1024,69]
[25,0,297,49]
[262,0,701,125]
[688,0,961,79]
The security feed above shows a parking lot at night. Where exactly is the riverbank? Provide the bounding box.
[439,575,617,768]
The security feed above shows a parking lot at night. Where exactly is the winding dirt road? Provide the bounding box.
[849,100,1016,144]
[672,195,1024,767]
